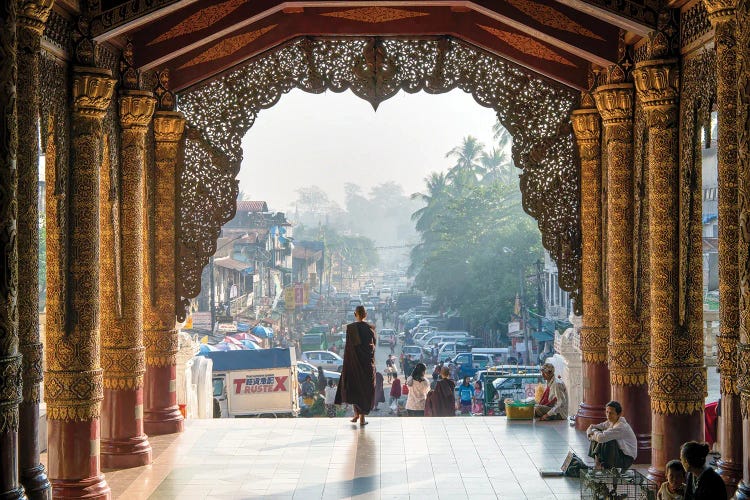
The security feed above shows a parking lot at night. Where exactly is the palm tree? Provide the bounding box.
[480,147,515,186]
[445,135,485,185]
[410,172,448,232]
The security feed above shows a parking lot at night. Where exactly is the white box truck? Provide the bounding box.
[204,348,299,418]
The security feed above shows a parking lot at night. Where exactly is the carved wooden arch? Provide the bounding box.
[175,36,583,321]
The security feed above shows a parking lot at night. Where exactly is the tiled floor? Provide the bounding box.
[92,417,599,499]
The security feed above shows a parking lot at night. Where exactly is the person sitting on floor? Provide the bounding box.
[658,459,686,500]
[534,362,568,420]
[586,400,638,470]
[681,441,727,500]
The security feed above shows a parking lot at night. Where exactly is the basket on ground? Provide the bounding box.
[580,468,656,499]
[505,401,535,420]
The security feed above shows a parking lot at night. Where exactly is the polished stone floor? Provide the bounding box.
[80,417,602,499]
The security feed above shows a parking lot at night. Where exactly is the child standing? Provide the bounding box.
[472,381,484,415]
[324,379,337,418]
[657,460,685,500]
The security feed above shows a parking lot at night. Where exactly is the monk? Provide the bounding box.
[426,365,456,417]
[335,305,377,426]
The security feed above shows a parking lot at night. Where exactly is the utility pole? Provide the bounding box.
[536,259,545,364]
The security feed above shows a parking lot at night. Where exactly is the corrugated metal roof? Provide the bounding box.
[237,200,268,212]
[214,257,253,272]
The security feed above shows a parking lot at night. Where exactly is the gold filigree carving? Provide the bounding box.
[148,0,246,45]
[101,347,146,390]
[478,25,577,67]
[633,59,679,128]
[503,0,605,40]
[153,111,186,143]
[594,83,635,124]
[178,25,278,70]
[72,67,116,118]
[320,7,429,23]
[703,0,737,22]
[18,0,54,35]
[572,105,608,365]
[0,355,23,434]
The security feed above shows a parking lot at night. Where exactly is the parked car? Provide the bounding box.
[296,361,340,384]
[401,345,423,361]
[300,350,344,372]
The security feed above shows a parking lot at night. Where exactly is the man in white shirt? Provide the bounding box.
[586,400,638,470]
[534,363,568,420]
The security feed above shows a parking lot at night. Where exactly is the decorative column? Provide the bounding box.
[143,109,185,435]
[595,70,652,463]
[0,0,24,497]
[703,0,743,493]
[571,94,611,430]
[16,1,53,497]
[735,0,750,496]
[634,56,706,482]
[100,46,156,468]
[44,66,114,499]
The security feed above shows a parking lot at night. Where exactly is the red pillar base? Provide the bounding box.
[143,364,184,436]
[101,388,151,469]
[575,360,610,430]
[716,393,742,497]
[48,419,110,500]
[648,412,703,485]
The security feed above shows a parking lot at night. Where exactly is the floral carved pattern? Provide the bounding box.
[320,7,429,23]
[177,37,582,321]
[503,0,605,40]
[178,25,278,70]
[149,0,247,45]
[478,25,577,67]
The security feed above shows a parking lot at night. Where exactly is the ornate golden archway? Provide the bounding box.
[174,36,584,321]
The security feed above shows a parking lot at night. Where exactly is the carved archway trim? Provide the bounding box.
[175,36,582,321]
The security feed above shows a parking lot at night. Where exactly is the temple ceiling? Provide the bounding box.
[83,0,656,91]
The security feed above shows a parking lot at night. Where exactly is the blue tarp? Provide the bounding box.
[201,348,292,371]
[252,325,274,338]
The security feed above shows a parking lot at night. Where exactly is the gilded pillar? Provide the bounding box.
[634,58,706,482]
[0,0,24,497]
[703,0,742,494]
[143,110,185,435]
[735,0,750,496]
[16,1,53,497]
[571,96,611,430]
[44,67,114,499]
[595,76,652,463]
[100,89,155,468]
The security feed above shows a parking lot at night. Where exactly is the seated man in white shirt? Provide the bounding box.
[534,363,568,421]
[586,400,638,470]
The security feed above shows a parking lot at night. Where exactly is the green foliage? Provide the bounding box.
[410,124,542,330]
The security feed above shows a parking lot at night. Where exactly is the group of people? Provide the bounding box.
[584,400,725,500]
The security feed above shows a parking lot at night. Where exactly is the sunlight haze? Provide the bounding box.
[239,89,502,211]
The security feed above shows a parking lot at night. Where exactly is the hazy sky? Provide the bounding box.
[239,88,503,212]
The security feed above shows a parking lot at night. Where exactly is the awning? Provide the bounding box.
[214,257,253,272]
[532,331,555,342]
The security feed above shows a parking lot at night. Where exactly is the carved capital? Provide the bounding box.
[44,369,104,421]
[594,83,634,125]
[0,354,23,434]
[101,347,146,390]
[648,365,707,415]
[703,0,737,23]
[571,108,601,162]
[18,0,54,35]
[580,326,608,363]
[153,111,185,143]
[634,59,680,128]
[119,90,156,129]
[609,341,649,385]
[72,67,116,119]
